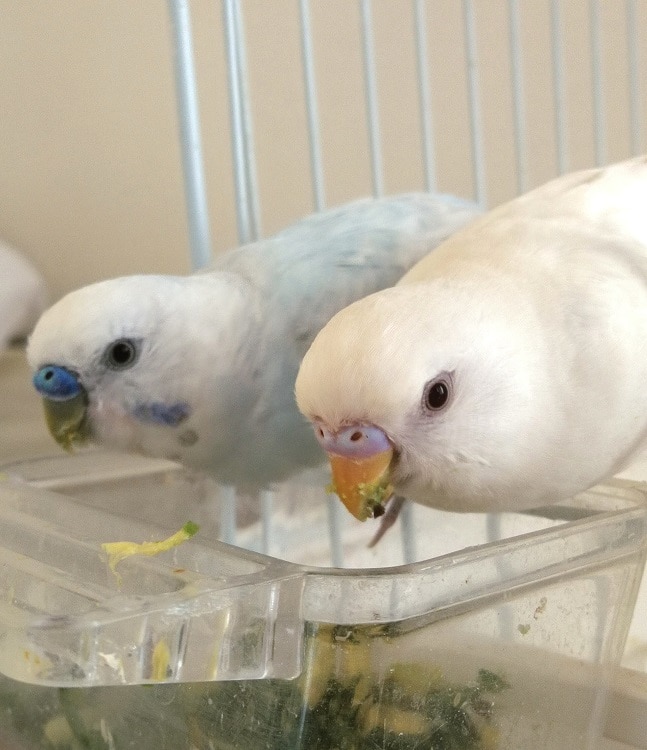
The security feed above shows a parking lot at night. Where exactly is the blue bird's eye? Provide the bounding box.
[33,365,82,401]
[104,338,139,370]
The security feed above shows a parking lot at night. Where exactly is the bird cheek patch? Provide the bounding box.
[132,401,191,427]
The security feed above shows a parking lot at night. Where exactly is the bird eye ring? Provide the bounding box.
[104,338,139,370]
[423,375,452,412]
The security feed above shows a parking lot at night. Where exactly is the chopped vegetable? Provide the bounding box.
[101,521,199,578]
[357,477,394,516]
[151,640,171,681]
[0,622,509,749]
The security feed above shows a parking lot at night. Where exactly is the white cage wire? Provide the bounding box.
[167,0,646,265]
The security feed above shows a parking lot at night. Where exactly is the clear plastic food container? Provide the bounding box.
[0,451,644,750]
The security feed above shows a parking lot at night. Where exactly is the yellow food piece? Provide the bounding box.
[362,704,430,737]
[387,662,445,693]
[151,639,171,681]
[102,521,199,578]
[43,716,75,747]
[480,724,501,750]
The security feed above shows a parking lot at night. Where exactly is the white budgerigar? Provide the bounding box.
[27,193,480,490]
[295,156,647,524]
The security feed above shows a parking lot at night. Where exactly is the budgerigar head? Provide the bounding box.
[295,280,556,517]
[27,274,252,467]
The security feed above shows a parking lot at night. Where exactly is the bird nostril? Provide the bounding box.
[317,427,325,438]
[350,431,363,442]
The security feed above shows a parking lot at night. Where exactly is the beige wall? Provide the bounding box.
[0,1,646,301]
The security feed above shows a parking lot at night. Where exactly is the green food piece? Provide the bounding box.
[477,670,511,694]
[357,479,393,517]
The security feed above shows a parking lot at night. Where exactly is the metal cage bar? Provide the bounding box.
[550,0,569,174]
[589,0,606,166]
[223,0,255,244]
[167,0,213,269]
[232,0,262,241]
[508,0,528,194]
[462,0,487,207]
[299,0,327,211]
[413,0,437,193]
[360,0,385,197]
[626,0,643,156]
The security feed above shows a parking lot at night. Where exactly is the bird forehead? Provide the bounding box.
[297,313,437,426]
[27,282,152,369]
[296,282,513,428]
[309,285,475,366]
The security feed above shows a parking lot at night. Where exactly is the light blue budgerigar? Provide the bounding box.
[27,193,481,490]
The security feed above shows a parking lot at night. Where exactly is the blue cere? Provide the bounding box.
[132,401,191,427]
[33,366,82,401]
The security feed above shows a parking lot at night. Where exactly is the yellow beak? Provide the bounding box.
[327,447,394,521]
[41,393,90,451]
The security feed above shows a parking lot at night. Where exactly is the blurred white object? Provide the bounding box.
[0,239,47,348]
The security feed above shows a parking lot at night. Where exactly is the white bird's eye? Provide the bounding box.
[104,338,139,370]
[423,375,452,411]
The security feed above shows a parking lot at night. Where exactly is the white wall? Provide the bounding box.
[0,0,645,300]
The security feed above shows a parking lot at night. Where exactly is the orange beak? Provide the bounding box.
[327,447,394,521]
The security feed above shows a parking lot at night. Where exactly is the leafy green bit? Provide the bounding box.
[477,669,511,694]
[357,479,393,516]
